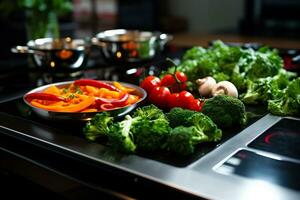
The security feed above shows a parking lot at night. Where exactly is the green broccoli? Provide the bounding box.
[189,111,222,142]
[165,107,197,128]
[133,118,171,151]
[166,126,209,156]
[240,69,296,104]
[268,78,300,116]
[246,51,282,80]
[109,105,171,153]
[202,95,247,129]
[108,115,137,153]
[132,104,166,120]
[132,105,170,151]
[165,108,222,156]
[83,112,113,141]
[240,77,275,104]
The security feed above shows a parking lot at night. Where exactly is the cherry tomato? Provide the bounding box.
[170,81,187,93]
[140,76,161,93]
[167,93,181,109]
[161,74,176,87]
[178,91,195,109]
[188,99,203,111]
[148,86,171,109]
[175,71,187,82]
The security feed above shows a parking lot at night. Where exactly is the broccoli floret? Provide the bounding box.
[268,78,300,116]
[246,51,282,80]
[189,112,222,142]
[202,95,246,128]
[132,105,171,151]
[83,112,113,141]
[240,77,274,104]
[107,104,171,153]
[108,115,137,153]
[165,107,197,128]
[166,126,209,156]
[182,46,207,61]
[241,69,296,105]
[165,111,222,156]
[133,118,171,151]
[132,104,166,120]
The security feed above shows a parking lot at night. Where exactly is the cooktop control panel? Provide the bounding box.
[248,118,300,159]
[215,118,300,193]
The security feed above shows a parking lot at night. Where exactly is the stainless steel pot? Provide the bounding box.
[12,37,90,72]
[92,29,172,63]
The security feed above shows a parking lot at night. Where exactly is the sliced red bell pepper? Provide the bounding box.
[25,92,65,102]
[74,79,120,92]
[100,103,116,111]
[95,92,129,107]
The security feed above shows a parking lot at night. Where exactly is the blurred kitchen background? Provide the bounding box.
[0,0,300,69]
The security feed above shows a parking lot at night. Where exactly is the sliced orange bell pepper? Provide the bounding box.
[30,95,95,112]
[126,94,140,105]
[113,81,136,93]
[98,88,120,99]
[43,85,61,95]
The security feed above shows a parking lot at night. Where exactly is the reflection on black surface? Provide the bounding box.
[217,150,300,191]
[249,118,300,160]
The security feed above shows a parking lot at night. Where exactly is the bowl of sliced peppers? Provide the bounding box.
[23,79,147,121]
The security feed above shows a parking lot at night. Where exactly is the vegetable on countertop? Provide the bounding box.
[268,77,300,116]
[83,105,171,153]
[165,107,222,156]
[201,95,247,129]
[211,80,238,98]
[83,105,222,155]
[196,76,216,97]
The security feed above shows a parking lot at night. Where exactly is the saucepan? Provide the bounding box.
[91,29,173,64]
[12,37,90,72]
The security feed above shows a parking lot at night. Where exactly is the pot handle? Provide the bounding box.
[89,37,106,48]
[157,33,173,50]
[11,46,46,56]
[11,46,34,54]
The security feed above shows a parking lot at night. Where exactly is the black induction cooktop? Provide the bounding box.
[249,118,300,160]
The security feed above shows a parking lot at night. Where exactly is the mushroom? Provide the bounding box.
[211,81,238,98]
[196,76,217,97]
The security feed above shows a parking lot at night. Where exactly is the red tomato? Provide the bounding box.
[188,99,203,111]
[175,71,187,82]
[171,82,187,93]
[140,76,161,93]
[160,71,188,93]
[178,91,195,109]
[161,74,176,87]
[148,86,171,108]
[167,93,181,109]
